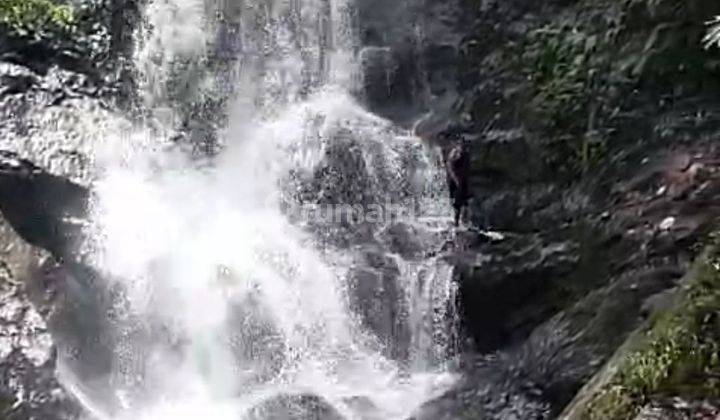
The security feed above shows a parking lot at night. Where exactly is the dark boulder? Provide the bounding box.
[0,151,88,260]
[245,393,344,420]
[449,233,580,353]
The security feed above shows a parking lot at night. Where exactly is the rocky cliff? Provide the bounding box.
[412,0,720,418]
[0,1,135,417]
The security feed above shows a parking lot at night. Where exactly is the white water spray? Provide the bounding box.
[59,1,459,419]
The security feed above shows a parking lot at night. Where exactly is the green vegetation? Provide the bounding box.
[0,0,115,75]
[579,234,720,420]
[517,3,720,179]
[0,0,76,40]
[523,24,611,176]
[528,26,593,129]
[706,16,720,49]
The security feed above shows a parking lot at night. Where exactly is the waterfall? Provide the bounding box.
[55,1,460,419]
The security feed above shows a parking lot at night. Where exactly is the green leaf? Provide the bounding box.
[0,0,76,38]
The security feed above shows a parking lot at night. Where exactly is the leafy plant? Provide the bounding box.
[0,0,76,39]
[529,26,593,125]
[704,16,720,49]
[524,25,610,176]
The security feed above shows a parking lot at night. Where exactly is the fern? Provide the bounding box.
[0,0,75,39]
[704,16,720,49]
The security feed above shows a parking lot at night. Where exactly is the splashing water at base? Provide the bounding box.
[58,1,460,419]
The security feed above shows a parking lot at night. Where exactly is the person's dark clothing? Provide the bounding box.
[443,142,471,226]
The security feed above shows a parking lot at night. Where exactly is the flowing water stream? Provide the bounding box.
[53,1,459,418]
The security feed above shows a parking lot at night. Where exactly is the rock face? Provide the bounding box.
[0,181,82,420]
[0,0,142,183]
[0,155,118,420]
[413,0,720,419]
[0,152,88,258]
[0,62,123,186]
[0,5,118,411]
[558,241,720,420]
[355,0,468,124]
[450,232,581,353]
[347,246,410,360]
[245,394,344,420]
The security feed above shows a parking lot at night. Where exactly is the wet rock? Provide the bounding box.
[505,266,681,411]
[245,393,344,420]
[0,195,82,419]
[343,396,382,420]
[0,150,133,418]
[287,127,436,248]
[416,261,684,419]
[226,294,287,386]
[375,222,443,260]
[409,367,550,420]
[423,44,459,97]
[0,62,132,185]
[471,183,591,233]
[31,260,118,414]
[0,151,89,259]
[451,233,580,353]
[347,246,410,360]
[471,128,540,186]
[0,70,37,97]
[360,47,397,112]
[356,0,466,123]
[475,191,521,230]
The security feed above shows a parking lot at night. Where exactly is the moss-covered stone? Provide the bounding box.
[563,233,720,420]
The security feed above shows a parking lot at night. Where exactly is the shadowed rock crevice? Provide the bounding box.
[0,152,106,419]
[0,151,88,260]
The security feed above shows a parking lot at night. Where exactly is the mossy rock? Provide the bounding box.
[561,232,720,420]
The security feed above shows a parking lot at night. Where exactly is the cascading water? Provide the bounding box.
[56,1,460,419]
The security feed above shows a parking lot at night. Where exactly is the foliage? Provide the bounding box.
[581,235,720,420]
[529,26,593,125]
[518,2,720,180]
[705,16,720,49]
[0,0,118,79]
[524,24,610,177]
[0,0,76,40]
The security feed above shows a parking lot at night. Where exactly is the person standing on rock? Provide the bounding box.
[413,115,472,227]
[441,131,472,227]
